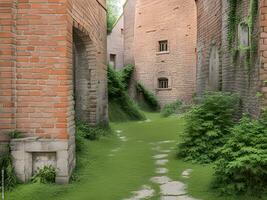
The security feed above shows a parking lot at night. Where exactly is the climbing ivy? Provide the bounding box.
[227,0,259,73]
[227,0,242,47]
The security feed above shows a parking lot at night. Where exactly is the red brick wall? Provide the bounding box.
[0,0,16,140]
[129,0,197,106]
[0,0,107,141]
[260,0,267,108]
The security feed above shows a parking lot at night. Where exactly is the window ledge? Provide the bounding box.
[156,88,172,91]
[156,51,170,55]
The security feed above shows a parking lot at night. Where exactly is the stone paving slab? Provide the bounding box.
[124,185,154,200]
[161,196,199,200]
[153,154,168,159]
[156,168,169,174]
[155,159,169,166]
[150,176,171,184]
[160,181,186,196]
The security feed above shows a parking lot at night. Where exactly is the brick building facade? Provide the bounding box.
[196,0,267,115]
[0,0,108,183]
[107,14,124,70]
[123,0,197,106]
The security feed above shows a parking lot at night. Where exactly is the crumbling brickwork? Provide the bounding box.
[0,0,108,183]
[107,15,124,69]
[196,0,263,115]
[260,0,267,108]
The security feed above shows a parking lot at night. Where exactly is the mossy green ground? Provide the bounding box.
[6,113,267,200]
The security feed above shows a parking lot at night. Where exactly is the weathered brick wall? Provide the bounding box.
[196,0,262,115]
[133,0,197,105]
[260,0,267,108]
[123,0,137,65]
[196,0,222,95]
[1,0,107,182]
[0,0,16,142]
[107,15,124,70]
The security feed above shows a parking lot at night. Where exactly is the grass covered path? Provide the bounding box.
[6,113,267,200]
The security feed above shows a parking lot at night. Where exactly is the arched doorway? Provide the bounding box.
[72,28,94,124]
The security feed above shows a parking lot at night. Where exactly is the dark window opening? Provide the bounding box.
[109,54,116,68]
[158,78,169,89]
[159,40,168,52]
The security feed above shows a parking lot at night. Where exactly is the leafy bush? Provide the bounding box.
[31,165,56,184]
[136,83,160,111]
[178,92,240,163]
[161,100,184,117]
[0,154,17,190]
[8,130,23,139]
[76,121,111,141]
[213,115,267,195]
[108,65,145,121]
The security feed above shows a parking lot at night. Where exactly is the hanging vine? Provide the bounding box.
[227,0,259,73]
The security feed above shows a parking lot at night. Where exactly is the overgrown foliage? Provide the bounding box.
[0,154,17,190]
[178,92,240,163]
[120,64,134,90]
[214,115,267,195]
[136,83,160,111]
[8,130,23,139]
[107,0,120,33]
[31,165,56,184]
[76,121,110,141]
[161,100,191,118]
[108,65,145,121]
[228,0,259,72]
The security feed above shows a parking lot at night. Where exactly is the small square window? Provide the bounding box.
[159,40,168,52]
[158,78,169,89]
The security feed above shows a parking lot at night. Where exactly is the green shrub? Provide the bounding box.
[8,130,23,139]
[178,92,240,163]
[120,64,134,89]
[76,121,111,141]
[136,83,160,111]
[161,100,184,117]
[213,115,267,195]
[31,165,56,184]
[108,65,145,121]
[0,154,17,190]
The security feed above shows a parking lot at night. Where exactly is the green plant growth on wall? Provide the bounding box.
[228,0,259,72]
[136,83,160,112]
[108,65,146,121]
[0,154,17,190]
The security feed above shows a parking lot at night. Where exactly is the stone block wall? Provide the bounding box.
[0,0,108,183]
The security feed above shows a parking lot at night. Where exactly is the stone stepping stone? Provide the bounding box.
[153,154,168,159]
[116,130,122,133]
[124,185,154,200]
[111,148,121,152]
[156,168,168,174]
[155,159,169,166]
[160,181,186,196]
[182,169,193,178]
[159,150,171,153]
[151,176,171,184]
[145,119,152,123]
[161,196,199,200]
[158,140,175,144]
[119,136,128,142]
